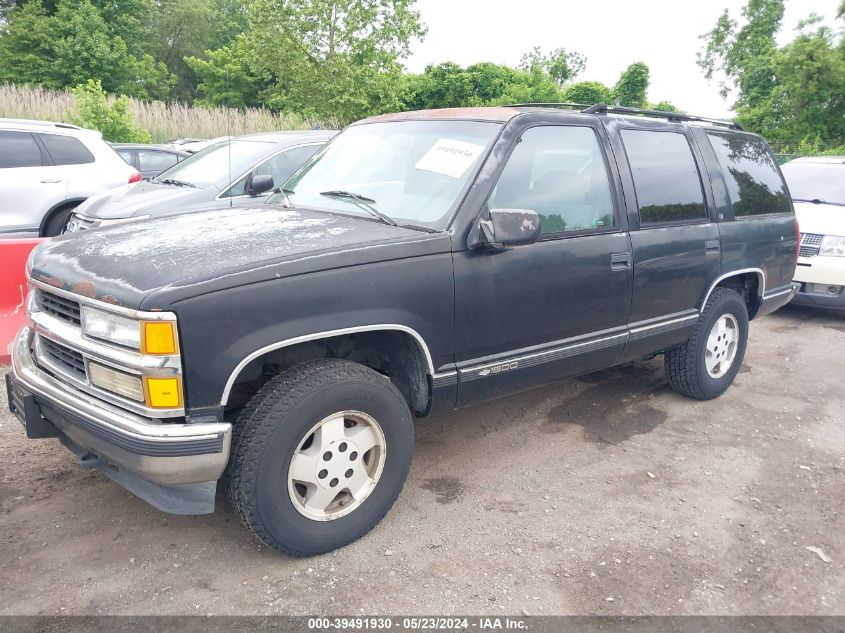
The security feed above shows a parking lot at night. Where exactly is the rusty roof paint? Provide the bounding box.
[360,107,520,124]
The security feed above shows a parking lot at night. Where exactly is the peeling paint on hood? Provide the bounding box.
[29,206,431,308]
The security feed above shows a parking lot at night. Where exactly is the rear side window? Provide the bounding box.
[488,125,616,235]
[39,133,95,165]
[706,132,790,216]
[621,129,707,225]
[138,150,181,173]
[0,131,42,168]
[116,149,134,165]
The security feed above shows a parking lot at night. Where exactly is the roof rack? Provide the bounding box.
[504,102,743,130]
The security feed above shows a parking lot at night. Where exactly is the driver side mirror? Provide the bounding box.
[247,174,274,197]
[470,208,541,249]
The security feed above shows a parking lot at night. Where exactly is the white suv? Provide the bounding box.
[0,119,139,237]
[781,156,845,311]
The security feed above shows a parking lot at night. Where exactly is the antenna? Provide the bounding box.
[226,69,233,208]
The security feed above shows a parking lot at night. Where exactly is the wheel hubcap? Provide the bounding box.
[705,313,739,378]
[287,410,386,521]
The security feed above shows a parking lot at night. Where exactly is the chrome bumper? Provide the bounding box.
[9,328,231,486]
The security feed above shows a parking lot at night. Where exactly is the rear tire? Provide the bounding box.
[225,359,414,556]
[665,287,749,400]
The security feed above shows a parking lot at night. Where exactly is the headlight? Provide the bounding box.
[81,307,141,348]
[88,362,145,402]
[819,235,845,257]
[97,215,150,227]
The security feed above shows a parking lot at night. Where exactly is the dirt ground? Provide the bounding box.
[1,305,843,616]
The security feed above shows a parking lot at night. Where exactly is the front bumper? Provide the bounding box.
[791,282,845,311]
[8,328,232,490]
[792,255,845,311]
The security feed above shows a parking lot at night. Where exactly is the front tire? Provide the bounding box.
[225,359,414,556]
[43,204,78,236]
[665,287,749,400]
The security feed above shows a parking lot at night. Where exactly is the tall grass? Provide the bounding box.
[0,83,334,142]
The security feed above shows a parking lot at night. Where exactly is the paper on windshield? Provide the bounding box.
[415,139,486,179]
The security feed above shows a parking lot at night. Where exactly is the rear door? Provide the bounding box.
[606,121,722,361]
[0,130,64,236]
[37,132,97,196]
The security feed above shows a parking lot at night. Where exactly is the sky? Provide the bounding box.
[404,0,843,118]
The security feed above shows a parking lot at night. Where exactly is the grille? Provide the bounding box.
[65,214,99,233]
[36,290,81,326]
[799,233,824,258]
[40,337,87,380]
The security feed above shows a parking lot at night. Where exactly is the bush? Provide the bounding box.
[68,80,151,143]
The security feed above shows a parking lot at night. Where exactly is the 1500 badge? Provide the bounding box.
[478,361,519,377]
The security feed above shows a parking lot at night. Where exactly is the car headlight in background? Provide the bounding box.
[97,215,150,227]
[819,235,845,257]
[81,306,140,348]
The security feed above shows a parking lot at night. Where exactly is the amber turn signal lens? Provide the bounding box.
[143,321,176,354]
[145,377,181,408]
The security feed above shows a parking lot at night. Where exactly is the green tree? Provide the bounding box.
[151,0,246,102]
[562,81,612,105]
[699,0,844,146]
[0,0,56,87]
[518,46,586,86]
[697,0,783,108]
[0,0,173,99]
[613,62,649,107]
[192,0,426,123]
[68,79,151,142]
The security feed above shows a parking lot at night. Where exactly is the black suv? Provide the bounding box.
[7,104,799,556]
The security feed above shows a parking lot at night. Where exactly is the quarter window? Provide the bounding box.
[621,129,706,225]
[0,131,42,168]
[39,133,95,165]
[488,126,616,235]
[706,131,790,216]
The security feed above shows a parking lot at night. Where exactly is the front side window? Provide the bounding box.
[488,125,615,235]
[39,133,95,165]
[0,131,42,168]
[278,120,501,228]
[707,132,791,216]
[228,144,323,197]
[621,129,707,225]
[155,140,269,188]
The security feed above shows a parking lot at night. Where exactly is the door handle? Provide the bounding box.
[610,252,632,271]
[40,178,62,184]
[705,239,721,255]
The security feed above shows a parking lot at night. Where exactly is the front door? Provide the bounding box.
[452,122,633,406]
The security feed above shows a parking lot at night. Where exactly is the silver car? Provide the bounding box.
[66,130,335,232]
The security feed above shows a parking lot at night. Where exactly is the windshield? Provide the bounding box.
[781,162,845,205]
[154,139,271,188]
[269,120,502,228]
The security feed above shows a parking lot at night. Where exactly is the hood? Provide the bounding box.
[77,181,215,220]
[794,201,845,237]
[29,207,446,309]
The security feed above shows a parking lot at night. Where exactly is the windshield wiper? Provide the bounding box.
[793,198,845,207]
[159,178,196,188]
[320,190,397,226]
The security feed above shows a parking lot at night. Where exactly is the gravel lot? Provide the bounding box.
[1,305,843,616]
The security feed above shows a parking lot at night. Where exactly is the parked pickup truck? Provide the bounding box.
[6,104,799,556]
